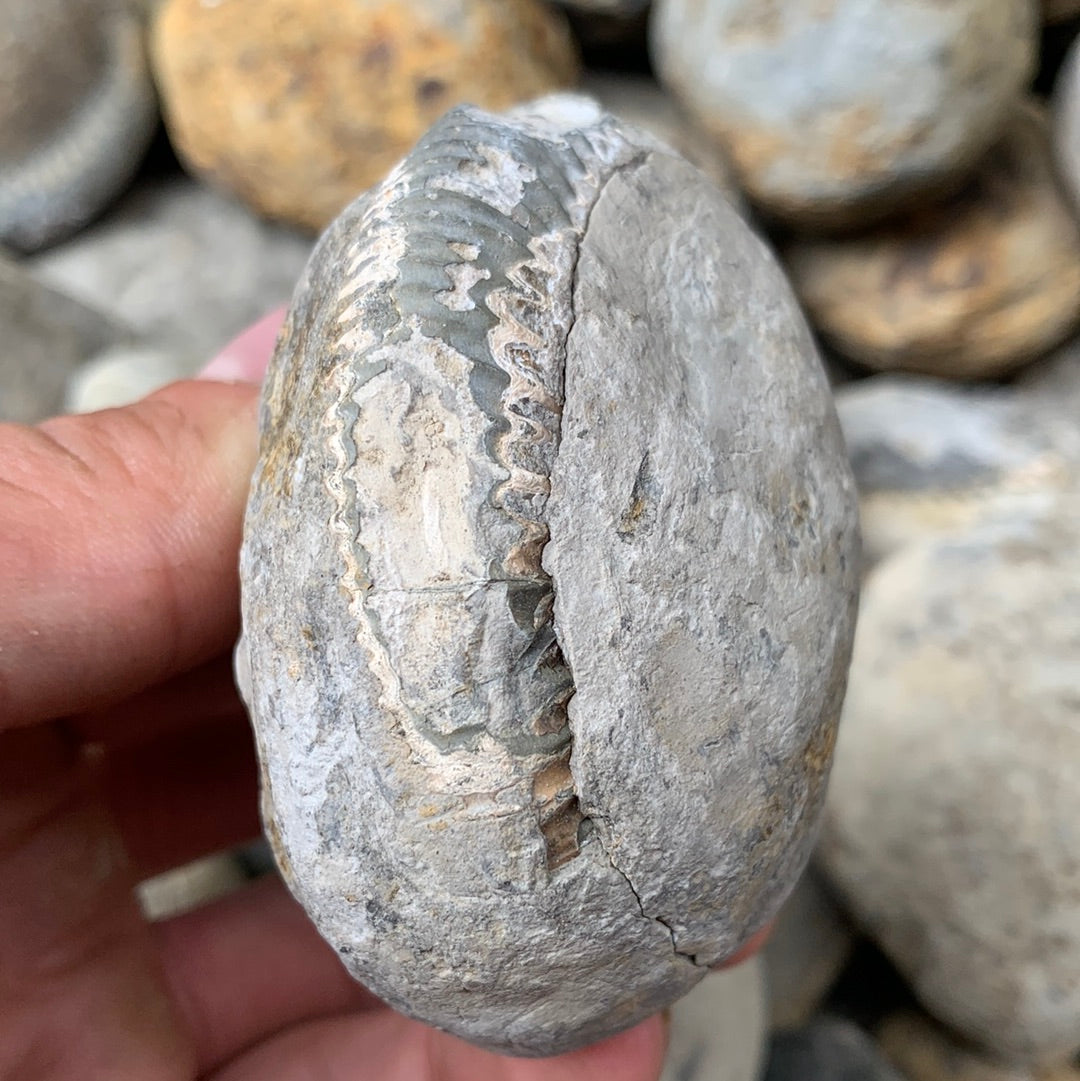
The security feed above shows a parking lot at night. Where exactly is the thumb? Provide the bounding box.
[0,376,263,729]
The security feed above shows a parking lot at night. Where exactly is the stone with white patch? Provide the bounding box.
[238,98,859,1056]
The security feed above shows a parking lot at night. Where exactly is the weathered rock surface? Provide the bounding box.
[834,374,1080,565]
[0,0,158,252]
[650,0,1035,230]
[151,0,579,231]
[0,254,132,422]
[29,176,312,365]
[819,500,1080,1065]
[581,72,743,206]
[765,1018,906,1081]
[764,868,855,1030]
[786,103,1080,378]
[879,1011,1080,1081]
[661,956,767,1081]
[238,98,859,1055]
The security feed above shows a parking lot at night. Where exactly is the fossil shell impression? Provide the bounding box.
[237,96,860,1057]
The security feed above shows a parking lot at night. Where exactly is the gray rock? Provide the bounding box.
[64,343,188,413]
[784,103,1080,380]
[0,253,131,422]
[238,97,859,1056]
[819,499,1080,1065]
[834,374,1080,565]
[661,956,767,1081]
[650,0,1036,230]
[764,868,855,1031]
[765,1018,906,1081]
[29,175,313,365]
[580,72,743,207]
[0,0,158,252]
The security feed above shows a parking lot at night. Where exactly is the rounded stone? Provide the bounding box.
[150,0,579,231]
[819,499,1080,1065]
[834,373,1080,566]
[0,0,158,252]
[650,0,1036,230]
[765,1018,907,1081]
[237,98,859,1055]
[785,103,1080,379]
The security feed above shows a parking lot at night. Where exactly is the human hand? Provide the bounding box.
[0,308,669,1081]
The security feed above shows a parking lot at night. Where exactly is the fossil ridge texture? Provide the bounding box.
[0,0,158,252]
[238,97,860,1056]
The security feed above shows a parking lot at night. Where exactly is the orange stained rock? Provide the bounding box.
[151,0,579,230]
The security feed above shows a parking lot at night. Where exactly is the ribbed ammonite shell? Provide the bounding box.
[237,96,860,1057]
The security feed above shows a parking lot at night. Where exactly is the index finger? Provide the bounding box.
[0,310,284,729]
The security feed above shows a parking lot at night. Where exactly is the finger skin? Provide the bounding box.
[155,875,378,1073]
[207,1009,668,1081]
[0,380,259,728]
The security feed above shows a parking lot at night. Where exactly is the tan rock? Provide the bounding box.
[878,1012,1080,1081]
[785,103,1080,379]
[151,0,579,230]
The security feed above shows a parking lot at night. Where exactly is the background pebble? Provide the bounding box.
[820,502,1080,1065]
[650,0,1035,230]
[151,0,579,230]
[785,103,1080,379]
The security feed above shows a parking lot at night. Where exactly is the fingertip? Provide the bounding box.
[197,307,287,384]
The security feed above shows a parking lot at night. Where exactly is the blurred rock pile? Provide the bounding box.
[2,0,1080,1078]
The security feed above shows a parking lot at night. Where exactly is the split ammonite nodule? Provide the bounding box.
[237,96,860,1057]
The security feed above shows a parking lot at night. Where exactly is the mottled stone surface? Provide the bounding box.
[819,500,1080,1065]
[651,0,1035,230]
[765,868,855,1031]
[834,374,1080,565]
[0,0,158,252]
[238,98,859,1055]
[29,176,312,365]
[0,254,131,422]
[786,104,1080,378]
[879,1011,1080,1081]
[581,72,743,206]
[765,1019,906,1081]
[151,0,579,231]
[660,956,767,1081]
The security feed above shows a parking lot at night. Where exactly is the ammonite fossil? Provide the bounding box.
[237,96,860,1056]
